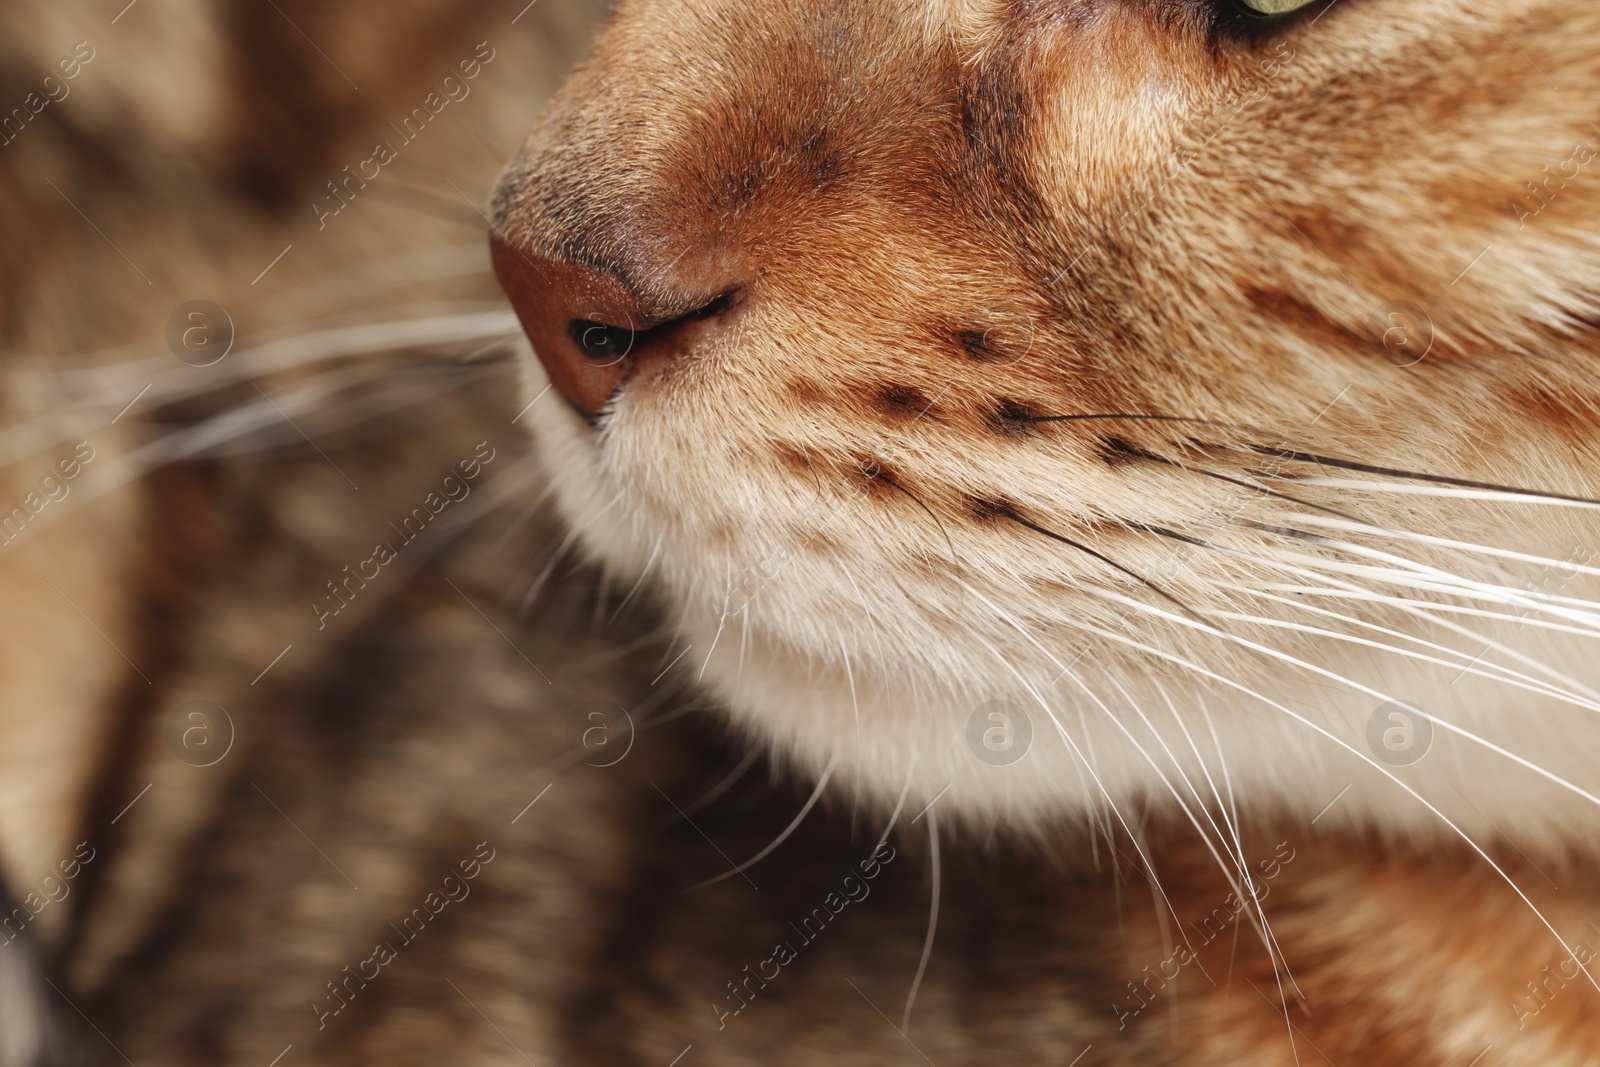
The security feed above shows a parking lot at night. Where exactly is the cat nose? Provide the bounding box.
[490,233,734,419]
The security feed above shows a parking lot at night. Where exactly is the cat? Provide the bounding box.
[488,0,1600,1056]
[4,0,1600,1063]
[492,0,1600,850]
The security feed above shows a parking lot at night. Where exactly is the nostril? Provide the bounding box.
[686,291,733,321]
[565,291,735,368]
[491,223,741,418]
[568,319,637,366]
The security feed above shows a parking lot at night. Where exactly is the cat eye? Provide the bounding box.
[1239,0,1318,12]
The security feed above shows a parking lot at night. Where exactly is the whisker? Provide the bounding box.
[1262,476,1600,511]
[1219,585,1600,713]
[838,627,861,747]
[1251,545,1600,637]
[687,753,839,891]
[609,534,664,623]
[966,583,1302,989]
[5,362,503,555]
[1159,685,1248,878]
[1153,682,1302,998]
[902,805,939,1034]
[872,758,916,858]
[254,243,495,318]
[1012,412,1255,433]
[999,509,1206,623]
[738,586,753,688]
[832,555,891,685]
[1120,448,1363,521]
[961,601,1232,972]
[1289,513,1600,580]
[876,474,959,568]
[1092,585,1600,811]
[1138,525,1600,697]
[1255,448,1600,508]
[1253,583,1600,642]
[1199,697,1245,878]
[1207,600,1600,715]
[696,557,736,684]
[1100,675,1301,1003]
[0,311,526,479]
[1041,606,1600,995]
[516,487,628,616]
[1129,680,1255,882]
[679,745,763,817]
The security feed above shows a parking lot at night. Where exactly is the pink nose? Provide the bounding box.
[490,234,733,419]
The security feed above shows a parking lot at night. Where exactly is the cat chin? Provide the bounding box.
[676,606,1600,860]
[525,370,1600,859]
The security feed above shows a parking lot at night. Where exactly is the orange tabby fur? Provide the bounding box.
[495,0,1600,848]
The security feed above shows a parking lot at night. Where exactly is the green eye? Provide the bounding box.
[1240,0,1318,12]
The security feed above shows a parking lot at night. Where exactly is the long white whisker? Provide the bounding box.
[902,805,939,1034]
[832,555,890,684]
[4,364,493,554]
[1260,548,1600,632]
[962,584,1303,1045]
[1103,675,1306,1006]
[966,599,1234,956]
[1046,608,1600,994]
[1158,687,1243,874]
[1125,679,1251,895]
[977,580,1294,975]
[1205,598,1600,716]
[1261,529,1600,625]
[2,312,524,468]
[1199,696,1244,872]
[1092,672,1291,991]
[1160,680,1304,1004]
[1179,538,1600,704]
[609,534,664,623]
[873,758,916,858]
[1253,583,1600,642]
[737,594,752,687]
[679,745,762,817]
[1288,513,1600,579]
[696,556,735,684]
[1265,476,1600,510]
[687,753,839,891]
[1094,586,1600,813]
[1230,583,1600,700]
[838,627,861,747]
[962,627,1196,958]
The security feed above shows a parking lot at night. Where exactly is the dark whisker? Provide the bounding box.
[1256,447,1600,507]
[1005,415,1600,511]
[998,509,1208,624]
[1130,523,1224,553]
[1114,447,1366,521]
[875,471,960,566]
[1011,412,1251,432]
[1227,519,1338,546]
